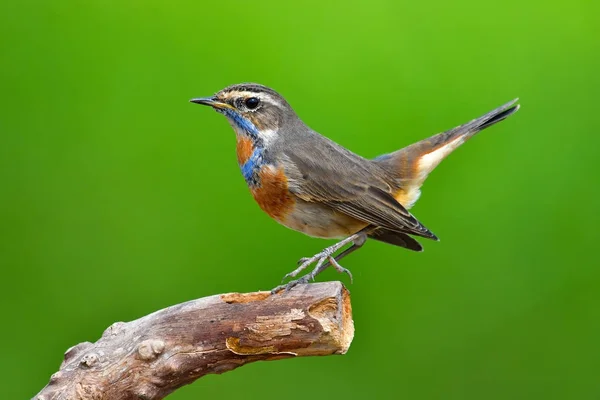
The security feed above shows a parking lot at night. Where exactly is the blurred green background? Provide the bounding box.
[2,0,599,398]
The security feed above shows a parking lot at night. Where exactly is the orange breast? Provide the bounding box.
[251,166,295,221]
[236,135,254,166]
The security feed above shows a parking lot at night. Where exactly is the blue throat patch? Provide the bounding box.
[222,108,265,186]
[223,108,260,140]
[241,147,265,186]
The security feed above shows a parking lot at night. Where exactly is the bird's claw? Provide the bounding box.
[297,257,310,266]
[271,275,311,294]
[281,271,295,283]
[328,256,353,283]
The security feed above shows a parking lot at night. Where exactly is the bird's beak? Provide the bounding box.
[189,97,233,110]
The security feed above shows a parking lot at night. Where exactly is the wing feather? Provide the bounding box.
[282,140,437,240]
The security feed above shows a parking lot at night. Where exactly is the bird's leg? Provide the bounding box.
[271,232,367,293]
[285,233,363,280]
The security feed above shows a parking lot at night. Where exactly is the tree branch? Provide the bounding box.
[34,282,354,400]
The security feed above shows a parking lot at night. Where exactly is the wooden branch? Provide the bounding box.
[34,282,354,400]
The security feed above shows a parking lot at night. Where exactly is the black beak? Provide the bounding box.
[190,97,215,106]
[189,97,232,110]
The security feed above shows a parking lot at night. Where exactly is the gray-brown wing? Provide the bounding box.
[281,138,437,240]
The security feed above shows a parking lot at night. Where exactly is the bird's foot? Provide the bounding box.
[271,234,362,294]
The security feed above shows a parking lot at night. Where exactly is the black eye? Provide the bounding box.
[245,97,260,109]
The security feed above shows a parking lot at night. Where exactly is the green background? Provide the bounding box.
[2,0,599,398]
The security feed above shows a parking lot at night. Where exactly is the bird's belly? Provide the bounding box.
[280,198,368,239]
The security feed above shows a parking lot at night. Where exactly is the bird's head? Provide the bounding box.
[191,83,295,143]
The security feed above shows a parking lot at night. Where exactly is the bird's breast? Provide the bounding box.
[250,165,296,222]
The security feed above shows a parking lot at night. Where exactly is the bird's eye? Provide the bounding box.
[245,97,260,110]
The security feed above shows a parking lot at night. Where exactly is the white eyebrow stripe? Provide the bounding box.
[221,90,285,109]
[259,96,284,108]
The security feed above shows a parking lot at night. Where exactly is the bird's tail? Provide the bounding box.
[374,98,520,208]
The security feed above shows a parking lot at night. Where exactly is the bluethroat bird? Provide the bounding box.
[190,84,519,292]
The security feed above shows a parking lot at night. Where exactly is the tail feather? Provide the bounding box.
[374,99,520,209]
[477,103,520,130]
[404,98,520,157]
[368,228,423,252]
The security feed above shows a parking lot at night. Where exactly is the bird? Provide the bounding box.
[190,83,519,292]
